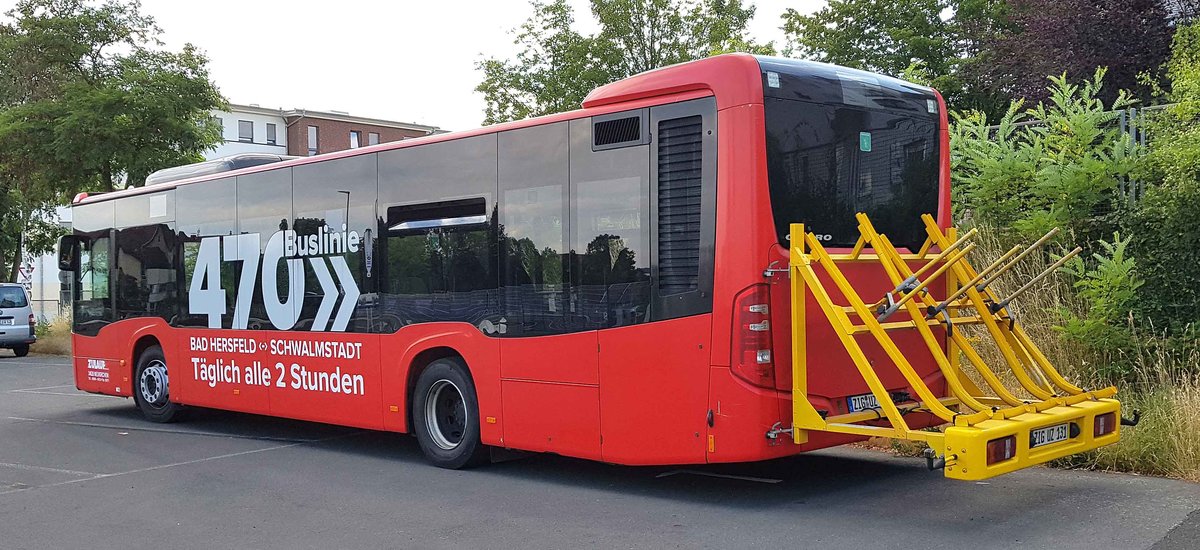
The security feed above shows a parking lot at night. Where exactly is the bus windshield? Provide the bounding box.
[759,58,940,251]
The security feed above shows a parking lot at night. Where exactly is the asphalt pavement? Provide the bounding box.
[1,353,1197,550]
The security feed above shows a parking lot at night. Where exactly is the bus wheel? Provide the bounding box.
[411,358,489,469]
[133,345,186,423]
[12,344,29,357]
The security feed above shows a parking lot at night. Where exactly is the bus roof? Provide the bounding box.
[74,53,929,206]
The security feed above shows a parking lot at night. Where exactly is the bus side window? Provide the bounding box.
[176,177,236,328]
[115,225,178,322]
[569,116,652,329]
[499,122,569,336]
[376,134,500,334]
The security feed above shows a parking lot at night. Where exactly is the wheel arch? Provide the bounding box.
[132,334,162,367]
[379,323,501,443]
[404,346,466,433]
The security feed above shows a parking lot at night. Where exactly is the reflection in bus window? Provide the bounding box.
[573,175,650,329]
[177,178,237,328]
[500,123,569,336]
[116,225,178,322]
[376,135,501,334]
[75,236,111,335]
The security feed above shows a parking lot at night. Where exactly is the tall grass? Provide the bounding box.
[30,317,71,356]
[961,225,1200,480]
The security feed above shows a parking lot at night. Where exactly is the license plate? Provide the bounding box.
[847,393,880,412]
[1030,423,1070,448]
[0,319,12,325]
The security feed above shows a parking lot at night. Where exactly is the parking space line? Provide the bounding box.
[655,469,783,484]
[6,416,331,443]
[10,390,108,398]
[0,360,69,369]
[1,431,362,496]
[0,462,98,477]
[11,384,76,392]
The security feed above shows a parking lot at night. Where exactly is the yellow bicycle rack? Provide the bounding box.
[789,213,1126,480]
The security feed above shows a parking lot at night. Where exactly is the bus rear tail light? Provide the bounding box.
[732,284,775,388]
[1094,412,1117,437]
[986,435,1017,465]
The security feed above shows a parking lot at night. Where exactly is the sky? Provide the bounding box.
[105,0,825,132]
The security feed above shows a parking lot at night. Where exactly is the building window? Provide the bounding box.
[214,117,224,138]
[350,130,361,149]
[266,123,277,145]
[307,126,319,156]
[368,132,380,146]
[238,120,254,142]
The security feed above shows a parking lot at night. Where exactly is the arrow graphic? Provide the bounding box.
[329,256,360,332]
[309,257,337,332]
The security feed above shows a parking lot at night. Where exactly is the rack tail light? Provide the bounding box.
[986,435,1017,465]
[1094,412,1117,437]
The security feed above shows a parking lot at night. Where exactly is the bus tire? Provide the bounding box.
[411,357,489,469]
[12,344,29,357]
[133,345,186,423]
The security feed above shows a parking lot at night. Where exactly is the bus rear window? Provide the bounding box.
[764,97,939,251]
[0,286,28,308]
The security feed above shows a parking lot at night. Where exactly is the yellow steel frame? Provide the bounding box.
[789,214,1123,480]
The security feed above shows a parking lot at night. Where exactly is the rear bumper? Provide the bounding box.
[942,398,1121,480]
[0,331,35,346]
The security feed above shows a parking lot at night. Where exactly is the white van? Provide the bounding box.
[0,283,36,357]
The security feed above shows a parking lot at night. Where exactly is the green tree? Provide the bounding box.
[781,0,1011,117]
[983,0,1172,105]
[783,0,956,79]
[0,0,225,281]
[476,0,772,125]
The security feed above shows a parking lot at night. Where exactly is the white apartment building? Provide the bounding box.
[208,104,290,159]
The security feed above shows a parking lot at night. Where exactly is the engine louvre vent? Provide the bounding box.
[657,115,703,296]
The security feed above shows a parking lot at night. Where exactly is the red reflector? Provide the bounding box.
[986,435,1017,465]
[1094,412,1117,437]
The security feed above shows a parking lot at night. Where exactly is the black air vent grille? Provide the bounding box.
[657,115,703,296]
[594,116,641,147]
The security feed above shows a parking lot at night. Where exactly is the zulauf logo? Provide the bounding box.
[188,227,361,331]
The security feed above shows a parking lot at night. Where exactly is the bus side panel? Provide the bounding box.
[706,102,777,369]
[261,332,384,430]
[172,328,271,415]
[598,315,710,465]
[72,318,173,397]
[499,331,601,459]
[500,332,599,385]
[73,328,133,397]
[501,381,602,460]
[705,368,797,463]
[378,323,503,446]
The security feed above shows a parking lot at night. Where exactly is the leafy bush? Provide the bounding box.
[946,24,1200,480]
[1056,233,1143,379]
[951,68,1137,242]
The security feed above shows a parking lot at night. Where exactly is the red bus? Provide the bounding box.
[58,54,954,469]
